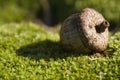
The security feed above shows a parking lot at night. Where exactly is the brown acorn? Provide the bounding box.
[60,8,109,53]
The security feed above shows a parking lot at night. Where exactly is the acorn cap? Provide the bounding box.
[77,8,109,52]
[60,8,109,53]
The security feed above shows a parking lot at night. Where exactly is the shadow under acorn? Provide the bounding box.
[16,40,112,61]
[16,40,82,61]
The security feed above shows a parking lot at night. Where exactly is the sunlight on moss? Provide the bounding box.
[0,23,120,79]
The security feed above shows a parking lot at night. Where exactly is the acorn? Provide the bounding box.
[60,8,109,54]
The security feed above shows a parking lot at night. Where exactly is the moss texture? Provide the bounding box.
[0,23,120,80]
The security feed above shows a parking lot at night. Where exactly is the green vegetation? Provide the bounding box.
[0,0,40,23]
[0,23,120,79]
[50,0,120,23]
[0,0,119,79]
[0,0,120,26]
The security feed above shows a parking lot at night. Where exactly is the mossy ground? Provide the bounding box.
[0,23,120,80]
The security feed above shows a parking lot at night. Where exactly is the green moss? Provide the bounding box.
[0,23,120,80]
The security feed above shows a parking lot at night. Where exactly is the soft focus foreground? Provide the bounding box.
[0,23,120,79]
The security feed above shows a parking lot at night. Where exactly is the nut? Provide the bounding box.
[60,8,109,53]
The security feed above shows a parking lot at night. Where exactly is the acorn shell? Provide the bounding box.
[60,8,109,53]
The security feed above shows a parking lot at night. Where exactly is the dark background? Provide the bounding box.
[0,0,119,30]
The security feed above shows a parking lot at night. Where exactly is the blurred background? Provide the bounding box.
[0,0,120,30]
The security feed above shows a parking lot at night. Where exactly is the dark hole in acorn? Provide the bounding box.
[95,20,109,33]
